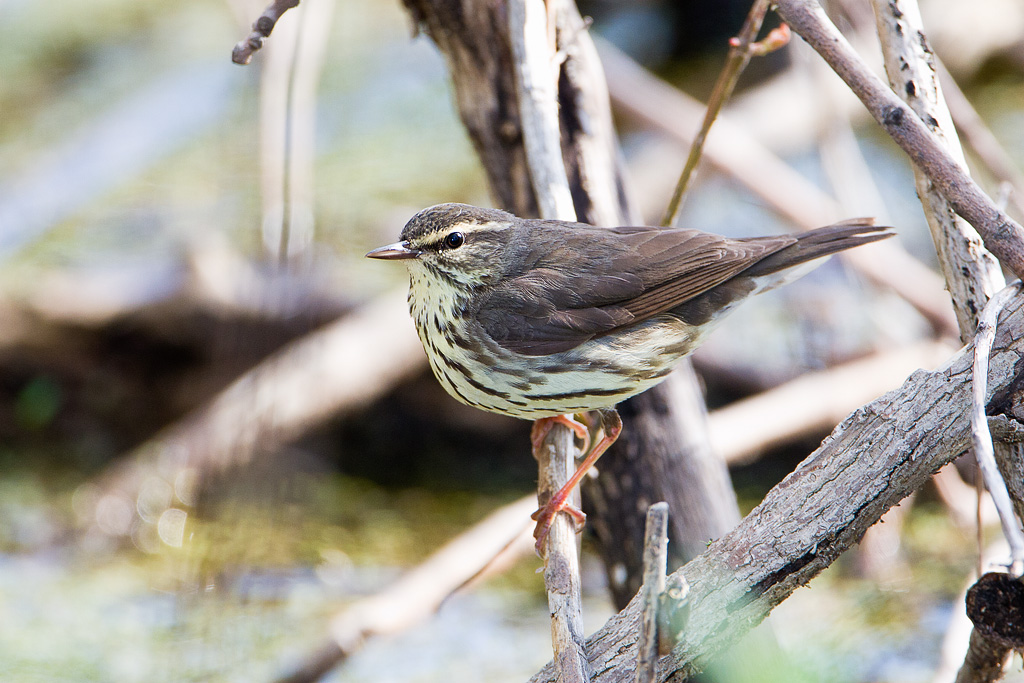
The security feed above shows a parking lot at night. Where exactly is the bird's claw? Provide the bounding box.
[531,501,587,554]
[530,414,592,455]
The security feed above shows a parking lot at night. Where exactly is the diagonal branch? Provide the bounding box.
[661,0,774,227]
[529,292,1024,682]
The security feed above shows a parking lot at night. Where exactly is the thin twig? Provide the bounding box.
[773,0,1024,279]
[231,0,301,65]
[635,503,669,683]
[971,281,1024,575]
[661,0,778,227]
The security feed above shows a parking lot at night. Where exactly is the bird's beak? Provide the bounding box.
[365,241,421,260]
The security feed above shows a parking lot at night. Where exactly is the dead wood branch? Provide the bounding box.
[958,572,1024,682]
[636,502,670,683]
[528,291,1024,682]
[871,0,1004,341]
[970,283,1024,572]
[508,0,590,677]
[954,629,1011,683]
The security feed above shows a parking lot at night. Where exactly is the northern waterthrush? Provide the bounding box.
[367,203,893,548]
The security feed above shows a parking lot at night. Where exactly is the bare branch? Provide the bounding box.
[954,629,1011,683]
[871,0,1004,340]
[275,498,535,683]
[635,503,669,683]
[958,572,1024,682]
[508,0,589,678]
[971,282,1024,573]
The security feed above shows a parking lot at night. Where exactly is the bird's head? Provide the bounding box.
[366,203,518,287]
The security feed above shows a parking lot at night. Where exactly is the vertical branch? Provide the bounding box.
[509,0,577,221]
[635,503,669,683]
[508,0,588,680]
[870,0,1004,340]
[870,4,1024,676]
[283,0,334,260]
[550,2,633,226]
[258,8,299,258]
[971,283,1024,573]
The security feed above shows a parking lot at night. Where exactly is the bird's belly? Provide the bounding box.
[419,315,701,419]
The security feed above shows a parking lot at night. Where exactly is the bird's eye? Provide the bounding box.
[443,232,465,249]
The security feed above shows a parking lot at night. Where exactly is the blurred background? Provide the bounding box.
[2,0,1023,681]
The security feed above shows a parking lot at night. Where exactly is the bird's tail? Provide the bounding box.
[744,218,894,278]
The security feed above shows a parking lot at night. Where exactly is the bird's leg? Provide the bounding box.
[531,408,622,552]
[530,414,591,455]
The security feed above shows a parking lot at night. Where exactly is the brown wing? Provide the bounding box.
[474,225,793,356]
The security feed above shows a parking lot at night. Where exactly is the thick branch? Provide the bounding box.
[529,292,1024,682]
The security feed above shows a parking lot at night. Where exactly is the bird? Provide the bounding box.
[366,202,893,551]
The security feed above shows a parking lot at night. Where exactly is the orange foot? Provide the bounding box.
[530,409,622,555]
[530,414,591,454]
[531,498,587,552]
